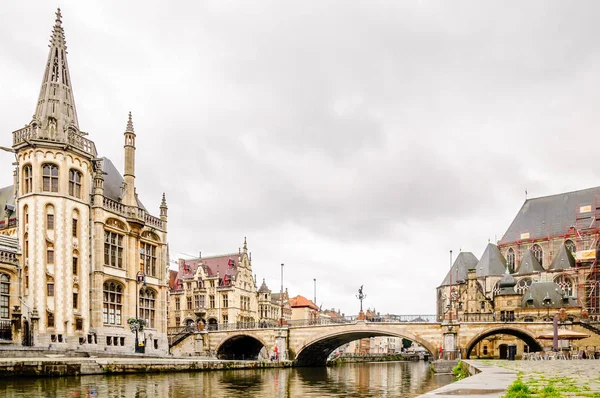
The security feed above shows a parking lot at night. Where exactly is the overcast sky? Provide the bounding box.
[1,1,599,315]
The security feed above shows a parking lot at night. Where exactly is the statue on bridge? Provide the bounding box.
[356,285,367,313]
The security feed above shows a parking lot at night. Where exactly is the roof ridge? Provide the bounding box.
[525,186,600,202]
[192,252,239,260]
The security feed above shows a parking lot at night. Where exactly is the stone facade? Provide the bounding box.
[168,240,259,330]
[1,10,169,354]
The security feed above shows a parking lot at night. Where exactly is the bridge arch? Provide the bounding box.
[464,326,542,359]
[216,333,269,360]
[294,327,437,366]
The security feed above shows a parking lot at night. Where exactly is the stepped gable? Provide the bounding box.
[515,248,544,275]
[521,281,578,308]
[475,243,507,277]
[499,187,600,244]
[439,252,479,287]
[549,244,576,270]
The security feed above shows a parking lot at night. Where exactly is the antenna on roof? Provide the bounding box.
[525,188,528,200]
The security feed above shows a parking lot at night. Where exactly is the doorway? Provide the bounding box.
[499,344,508,359]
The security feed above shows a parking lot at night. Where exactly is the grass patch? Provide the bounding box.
[452,361,469,381]
[502,379,533,398]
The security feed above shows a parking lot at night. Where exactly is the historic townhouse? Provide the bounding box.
[257,279,291,326]
[168,239,258,329]
[0,10,169,353]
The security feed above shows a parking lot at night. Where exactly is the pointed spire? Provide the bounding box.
[34,9,79,133]
[126,111,135,133]
[160,192,168,219]
[243,237,248,252]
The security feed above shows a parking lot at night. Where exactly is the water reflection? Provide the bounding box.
[0,361,452,398]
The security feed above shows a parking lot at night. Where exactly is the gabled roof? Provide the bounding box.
[521,282,578,308]
[476,243,507,277]
[0,185,16,221]
[439,252,479,287]
[172,253,241,291]
[0,236,18,253]
[289,295,318,310]
[101,157,147,211]
[515,249,544,275]
[500,186,600,245]
[549,244,576,270]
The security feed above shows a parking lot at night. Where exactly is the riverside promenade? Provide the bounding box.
[420,360,600,398]
[0,357,291,377]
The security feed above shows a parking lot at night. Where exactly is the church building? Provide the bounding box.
[0,9,169,354]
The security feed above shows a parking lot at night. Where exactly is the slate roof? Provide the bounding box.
[289,295,319,310]
[439,252,479,287]
[476,243,507,277]
[0,236,18,253]
[0,185,16,221]
[171,253,240,291]
[521,281,578,308]
[500,186,600,245]
[549,244,576,270]
[515,249,544,275]
[258,279,271,294]
[101,157,147,211]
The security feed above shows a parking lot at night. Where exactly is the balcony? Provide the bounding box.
[13,125,97,158]
[102,196,164,230]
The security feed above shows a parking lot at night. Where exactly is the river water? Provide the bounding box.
[0,361,453,398]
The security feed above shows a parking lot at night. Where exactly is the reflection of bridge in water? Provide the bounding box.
[166,314,594,366]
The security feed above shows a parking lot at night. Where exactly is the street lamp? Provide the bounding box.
[135,270,146,353]
[280,263,284,326]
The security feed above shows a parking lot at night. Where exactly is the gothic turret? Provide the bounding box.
[35,8,79,137]
[123,112,136,206]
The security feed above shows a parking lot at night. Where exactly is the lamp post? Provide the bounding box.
[280,263,284,326]
[135,270,146,353]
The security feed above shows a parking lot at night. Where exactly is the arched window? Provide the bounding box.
[46,204,54,231]
[554,275,574,297]
[515,277,532,294]
[141,242,157,277]
[104,230,124,268]
[23,165,32,194]
[506,248,515,272]
[42,164,59,192]
[103,282,123,325]
[0,274,10,319]
[23,205,28,225]
[492,281,501,296]
[68,169,82,198]
[139,288,156,329]
[531,244,543,266]
[565,240,576,255]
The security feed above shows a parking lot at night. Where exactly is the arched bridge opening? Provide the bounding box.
[217,335,265,360]
[295,331,434,367]
[465,327,542,359]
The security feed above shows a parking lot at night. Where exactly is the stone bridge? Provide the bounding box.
[181,319,580,366]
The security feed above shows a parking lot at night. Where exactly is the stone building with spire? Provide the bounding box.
[436,187,600,358]
[0,9,169,353]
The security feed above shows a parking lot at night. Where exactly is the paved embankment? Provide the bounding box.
[420,359,600,397]
[0,357,291,377]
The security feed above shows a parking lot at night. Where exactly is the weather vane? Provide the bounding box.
[356,285,366,312]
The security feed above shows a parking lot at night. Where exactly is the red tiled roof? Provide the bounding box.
[171,253,240,291]
[289,295,319,310]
